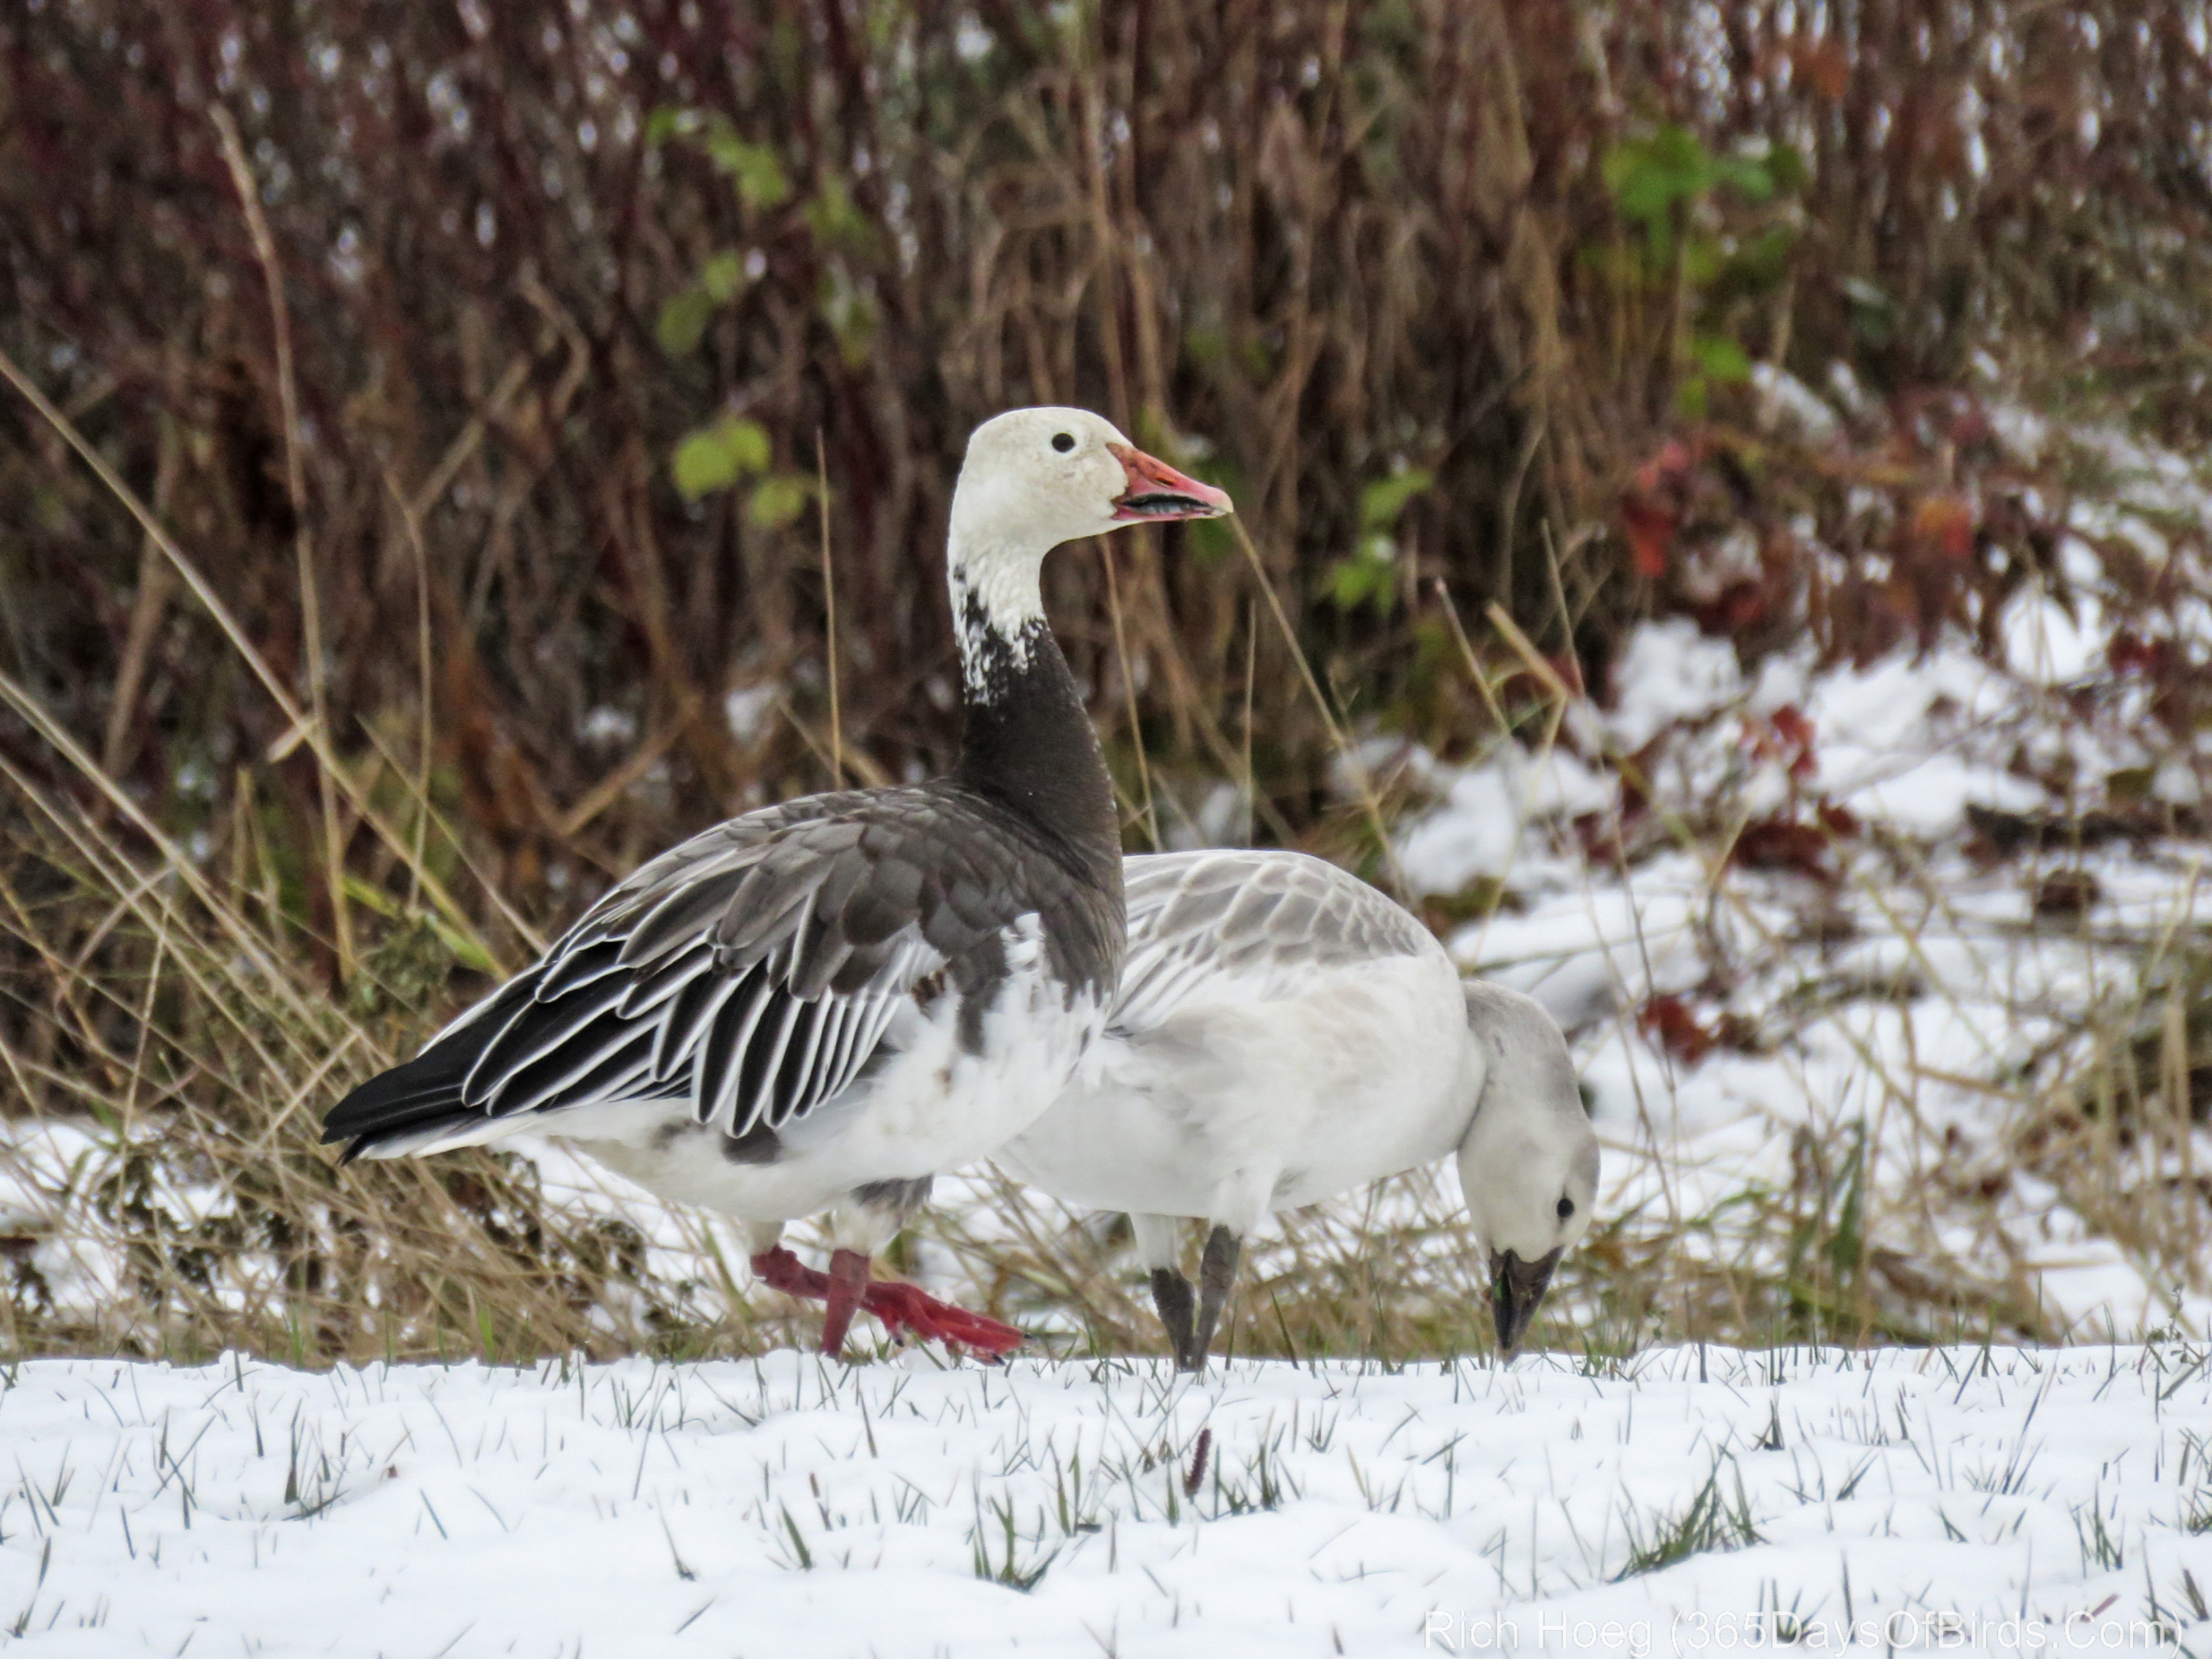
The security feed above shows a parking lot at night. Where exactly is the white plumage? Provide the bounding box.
[998,849,1600,1368]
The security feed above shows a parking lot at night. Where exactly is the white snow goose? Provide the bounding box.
[996,849,1599,1370]
[324,408,1231,1358]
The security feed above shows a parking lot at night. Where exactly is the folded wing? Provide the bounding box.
[325,788,1078,1159]
[1108,850,1436,1035]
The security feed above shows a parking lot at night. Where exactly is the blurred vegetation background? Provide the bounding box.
[1,0,2209,1363]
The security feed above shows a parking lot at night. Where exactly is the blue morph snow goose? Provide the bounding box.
[996,850,1599,1370]
[324,409,1231,1358]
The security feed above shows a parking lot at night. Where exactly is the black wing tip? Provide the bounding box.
[321,1097,477,1163]
[320,1038,480,1157]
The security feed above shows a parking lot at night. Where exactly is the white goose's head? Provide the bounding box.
[952,407,1231,551]
[1453,982,1599,1362]
[946,408,1229,689]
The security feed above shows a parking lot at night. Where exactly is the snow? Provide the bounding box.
[1603,620,1746,752]
[723,683,777,743]
[1376,443,2212,1342]
[2,1344,2207,1656]
[1395,747,1612,895]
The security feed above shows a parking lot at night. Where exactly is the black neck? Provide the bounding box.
[953,600,1120,879]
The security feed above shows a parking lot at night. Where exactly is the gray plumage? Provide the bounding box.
[324,785,1120,1157]
[1110,850,1433,1033]
[323,404,1234,1361]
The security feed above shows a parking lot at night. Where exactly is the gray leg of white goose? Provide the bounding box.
[1131,1212,1199,1370]
[1191,1224,1241,1372]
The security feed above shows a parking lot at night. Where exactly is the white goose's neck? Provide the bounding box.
[947,530,1049,702]
[942,521,1117,876]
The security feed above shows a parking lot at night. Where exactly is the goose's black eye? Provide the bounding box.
[1556,1197,1575,1221]
[1051,432,1075,453]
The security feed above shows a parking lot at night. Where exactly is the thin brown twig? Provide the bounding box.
[1228,516,1404,892]
[212,104,354,980]
[0,340,506,972]
[816,428,841,788]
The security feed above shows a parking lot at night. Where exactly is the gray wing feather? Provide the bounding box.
[325,782,1123,1156]
[437,791,1040,1142]
[1110,851,1435,1033]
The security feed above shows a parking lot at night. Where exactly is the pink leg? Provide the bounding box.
[750,1246,833,1302]
[819,1248,871,1356]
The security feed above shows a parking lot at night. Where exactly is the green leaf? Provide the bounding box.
[1603,125,1714,225]
[1328,537,1397,614]
[704,134,790,210]
[643,107,694,146]
[1654,125,1715,191]
[673,416,771,499]
[699,250,746,303]
[804,177,874,252]
[1714,154,1777,202]
[674,430,742,499]
[1690,335,1754,384]
[1358,469,1432,530]
[656,286,715,357]
[745,472,816,529]
[1765,141,1810,193]
[721,417,771,473]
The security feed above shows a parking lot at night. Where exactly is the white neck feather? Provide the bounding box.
[947,532,1048,697]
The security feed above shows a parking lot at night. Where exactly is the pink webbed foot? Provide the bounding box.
[862,1278,1024,1359]
[750,1246,1022,1359]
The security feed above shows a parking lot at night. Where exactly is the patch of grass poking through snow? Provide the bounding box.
[1206,1420,1300,1515]
[1614,1457,1763,1581]
[2072,1484,2127,1575]
[971,1492,1059,1592]
[2177,1428,2212,1533]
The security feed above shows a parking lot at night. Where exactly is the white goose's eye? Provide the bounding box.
[1051,432,1075,453]
[1556,1197,1575,1220]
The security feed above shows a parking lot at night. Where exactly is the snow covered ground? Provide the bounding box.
[1,1344,2207,1656]
[1379,490,2212,1341]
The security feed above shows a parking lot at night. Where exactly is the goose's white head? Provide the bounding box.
[947,408,1229,685]
[1454,982,1599,1362]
